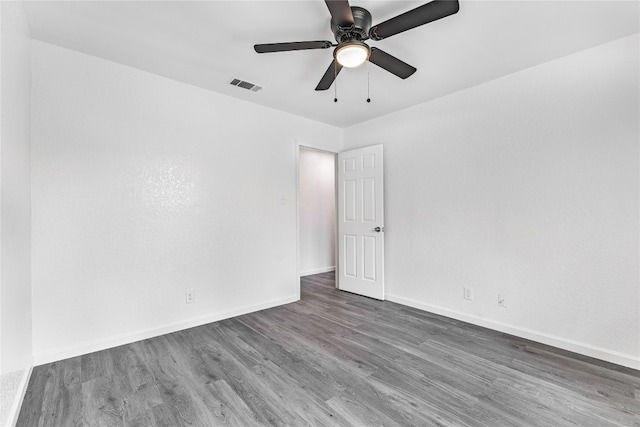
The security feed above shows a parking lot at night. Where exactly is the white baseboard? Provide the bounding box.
[386,293,639,371]
[33,295,298,366]
[7,366,33,427]
[300,266,335,277]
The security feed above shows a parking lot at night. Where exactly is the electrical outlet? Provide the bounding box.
[498,293,507,308]
[463,287,474,301]
[186,289,195,304]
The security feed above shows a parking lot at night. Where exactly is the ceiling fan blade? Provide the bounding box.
[369,0,459,41]
[254,41,333,53]
[368,47,416,79]
[315,60,343,91]
[325,0,354,28]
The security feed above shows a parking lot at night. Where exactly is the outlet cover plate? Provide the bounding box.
[186,289,195,304]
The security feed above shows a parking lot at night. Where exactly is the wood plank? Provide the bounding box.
[17,273,640,426]
[81,376,125,427]
[37,358,82,427]
[16,365,49,425]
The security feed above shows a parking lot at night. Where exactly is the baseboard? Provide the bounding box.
[33,295,298,366]
[7,366,33,427]
[386,293,639,371]
[300,266,335,277]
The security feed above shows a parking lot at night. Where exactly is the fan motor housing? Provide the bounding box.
[331,6,372,43]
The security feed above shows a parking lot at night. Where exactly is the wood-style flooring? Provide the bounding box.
[18,272,640,426]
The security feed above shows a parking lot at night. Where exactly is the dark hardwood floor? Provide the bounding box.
[18,272,640,426]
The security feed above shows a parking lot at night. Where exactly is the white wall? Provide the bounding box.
[344,35,639,369]
[0,1,33,425]
[299,148,335,276]
[30,40,343,364]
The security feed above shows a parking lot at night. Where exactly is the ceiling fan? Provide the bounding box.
[254,0,460,91]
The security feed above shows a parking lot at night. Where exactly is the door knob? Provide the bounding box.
[374,227,384,232]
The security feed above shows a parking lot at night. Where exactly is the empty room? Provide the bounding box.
[1,0,638,426]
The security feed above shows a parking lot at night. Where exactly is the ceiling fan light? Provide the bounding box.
[335,43,369,68]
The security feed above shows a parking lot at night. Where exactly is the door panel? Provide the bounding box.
[344,180,357,222]
[344,234,357,278]
[362,178,376,222]
[337,145,384,300]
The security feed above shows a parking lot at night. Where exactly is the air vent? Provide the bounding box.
[229,78,262,92]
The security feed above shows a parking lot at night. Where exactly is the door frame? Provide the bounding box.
[296,141,339,300]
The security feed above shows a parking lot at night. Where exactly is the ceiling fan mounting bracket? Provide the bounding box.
[331,6,371,43]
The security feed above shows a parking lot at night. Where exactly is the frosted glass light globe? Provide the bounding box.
[335,43,369,68]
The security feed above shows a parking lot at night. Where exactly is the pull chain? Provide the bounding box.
[366,60,371,103]
[331,61,372,103]
[334,61,338,102]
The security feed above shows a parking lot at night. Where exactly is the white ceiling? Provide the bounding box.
[23,0,639,128]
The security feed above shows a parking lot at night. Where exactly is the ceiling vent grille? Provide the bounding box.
[229,78,262,92]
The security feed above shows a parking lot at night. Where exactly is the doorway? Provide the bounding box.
[297,147,337,284]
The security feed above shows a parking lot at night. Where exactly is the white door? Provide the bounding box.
[337,145,384,300]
